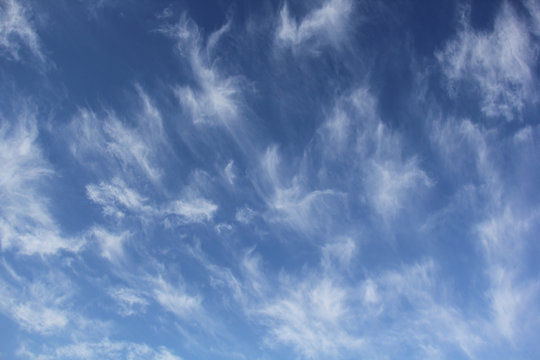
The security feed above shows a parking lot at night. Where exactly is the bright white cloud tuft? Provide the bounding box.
[276,0,353,50]
[167,197,218,224]
[89,227,129,261]
[164,15,243,126]
[86,178,151,219]
[152,276,201,319]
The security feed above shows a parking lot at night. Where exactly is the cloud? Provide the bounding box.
[0,0,43,61]
[318,88,433,220]
[162,14,244,126]
[156,5,174,20]
[224,160,235,185]
[364,260,483,358]
[166,197,218,224]
[259,276,364,359]
[245,87,432,233]
[525,0,540,35]
[86,174,218,226]
[207,16,231,55]
[321,237,356,270]
[255,145,343,233]
[183,240,245,303]
[477,208,540,340]
[0,272,73,335]
[0,111,82,255]
[70,88,166,182]
[182,237,485,358]
[11,303,68,334]
[365,157,432,219]
[235,206,256,224]
[430,117,500,197]
[276,0,353,51]
[86,178,151,219]
[228,248,474,359]
[361,278,378,305]
[437,2,538,120]
[108,287,149,316]
[429,111,540,346]
[239,247,266,296]
[18,339,182,360]
[152,276,201,319]
[88,227,130,262]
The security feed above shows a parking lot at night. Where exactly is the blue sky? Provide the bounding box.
[1,0,540,359]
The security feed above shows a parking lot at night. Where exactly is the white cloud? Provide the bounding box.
[429,112,540,345]
[18,339,182,360]
[355,94,432,220]
[477,208,540,340]
[224,160,235,185]
[235,206,256,224]
[248,87,432,230]
[366,261,483,358]
[108,287,149,316]
[259,275,364,359]
[152,276,201,319]
[319,106,350,155]
[525,0,540,35]
[256,145,342,232]
[430,117,500,203]
[11,303,68,333]
[183,241,245,303]
[167,197,218,224]
[362,278,378,305]
[174,62,240,125]
[318,88,432,220]
[89,227,129,261]
[156,5,174,20]
[0,273,73,335]
[86,174,218,227]
[188,243,485,358]
[86,178,151,219]
[215,223,232,233]
[70,88,166,182]
[321,237,356,270]
[207,16,231,54]
[366,157,432,219]
[437,2,537,120]
[0,0,43,61]
[276,0,353,50]
[240,247,266,296]
[0,112,82,255]
[253,259,481,358]
[163,15,243,126]
[513,125,534,144]
[103,116,163,182]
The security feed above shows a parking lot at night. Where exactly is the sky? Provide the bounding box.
[0,0,539,359]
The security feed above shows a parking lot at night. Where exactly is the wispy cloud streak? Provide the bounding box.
[0,0,43,61]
